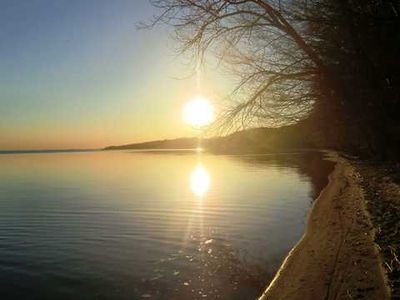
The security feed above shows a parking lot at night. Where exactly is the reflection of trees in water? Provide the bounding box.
[135,232,276,300]
[230,151,335,200]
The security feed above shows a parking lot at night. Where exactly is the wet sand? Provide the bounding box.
[258,152,391,300]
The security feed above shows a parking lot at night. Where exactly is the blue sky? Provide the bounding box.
[0,0,229,149]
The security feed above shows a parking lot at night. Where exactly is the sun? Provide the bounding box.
[183,95,214,128]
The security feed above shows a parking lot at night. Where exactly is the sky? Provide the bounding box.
[0,0,231,150]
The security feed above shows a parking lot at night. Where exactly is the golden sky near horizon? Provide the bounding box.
[0,0,232,150]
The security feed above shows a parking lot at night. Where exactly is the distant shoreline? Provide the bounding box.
[3,124,317,155]
[0,148,322,156]
[0,149,100,155]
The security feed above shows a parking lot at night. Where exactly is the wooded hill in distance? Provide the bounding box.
[104,122,318,154]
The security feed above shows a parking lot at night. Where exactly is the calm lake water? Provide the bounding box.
[0,150,333,300]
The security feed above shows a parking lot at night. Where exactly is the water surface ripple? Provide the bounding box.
[0,151,333,299]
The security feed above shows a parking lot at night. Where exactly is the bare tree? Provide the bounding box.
[146,0,324,133]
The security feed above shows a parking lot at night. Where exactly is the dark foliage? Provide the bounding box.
[307,0,400,158]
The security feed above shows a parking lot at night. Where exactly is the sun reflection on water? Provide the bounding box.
[190,163,210,198]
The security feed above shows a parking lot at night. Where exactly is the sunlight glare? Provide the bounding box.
[190,163,210,198]
[183,95,214,127]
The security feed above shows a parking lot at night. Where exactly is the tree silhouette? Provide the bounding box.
[149,0,400,158]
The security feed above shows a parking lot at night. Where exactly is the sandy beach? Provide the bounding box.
[258,152,391,300]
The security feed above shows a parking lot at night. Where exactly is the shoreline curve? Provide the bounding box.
[258,152,390,300]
